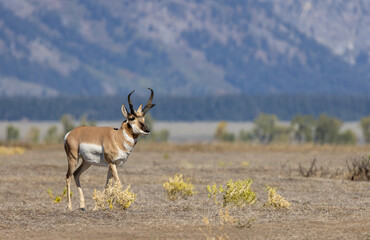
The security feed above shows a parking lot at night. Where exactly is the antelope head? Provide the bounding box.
[121,88,156,135]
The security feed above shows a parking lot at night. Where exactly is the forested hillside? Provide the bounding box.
[1,95,369,121]
[0,0,369,97]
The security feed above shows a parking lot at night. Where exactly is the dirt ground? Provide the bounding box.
[0,144,369,240]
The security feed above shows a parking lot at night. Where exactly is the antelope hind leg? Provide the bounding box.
[73,160,91,210]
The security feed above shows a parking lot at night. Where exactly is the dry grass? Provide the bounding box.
[0,146,25,155]
[0,143,369,239]
[136,142,370,153]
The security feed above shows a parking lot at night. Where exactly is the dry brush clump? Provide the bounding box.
[298,158,317,177]
[199,208,237,240]
[280,158,344,180]
[92,179,137,210]
[199,208,256,239]
[346,155,370,181]
[283,155,370,181]
[163,174,197,200]
[264,185,290,209]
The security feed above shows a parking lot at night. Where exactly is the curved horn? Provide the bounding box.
[142,88,155,114]
[127,90,136,114]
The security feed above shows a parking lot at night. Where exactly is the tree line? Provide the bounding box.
[0,94,370,121]
[4,113,370,145]
[215,114,370,145]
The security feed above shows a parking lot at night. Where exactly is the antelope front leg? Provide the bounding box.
[106,168,113,187]
[108,163,121,184]
[66,177,72,211]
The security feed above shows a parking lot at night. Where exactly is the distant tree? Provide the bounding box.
[314,114,342,144]
[27,127,40,144]
[80,114,96,126]
[360,116,370,144]
[337,130,357,145]
[252,114,278,144]
[156,129,170,142]
[273,125,292,144]
[44,126,60,144]
[214,121,227,140]
[239,130,253,142]
[60,114,75,135]
[6,125,20,143]
[291,115,316,143]
[214,121,235,142]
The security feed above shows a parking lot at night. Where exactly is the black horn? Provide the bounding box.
[142,88,155,114]
[127,90,136,114]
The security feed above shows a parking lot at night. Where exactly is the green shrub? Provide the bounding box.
[337,129,357,145]
[47,187,72,203]
[223,179,257,207]
[239,130,253,142]
[27,127,40,144]
[207,184,224,206]
[44,125,60,144]
[207,179,257,207]
[6,125,19,143]
[163,174,197,200]
[360,116,370,143]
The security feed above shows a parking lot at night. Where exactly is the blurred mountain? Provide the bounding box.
[0,0,369,97]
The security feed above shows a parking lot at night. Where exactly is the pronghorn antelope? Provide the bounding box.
[64,88,155,210]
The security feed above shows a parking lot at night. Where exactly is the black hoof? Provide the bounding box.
[80,208,86,211]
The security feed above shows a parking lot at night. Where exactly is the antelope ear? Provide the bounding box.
[121,104,128,118]
[137,104,143,113]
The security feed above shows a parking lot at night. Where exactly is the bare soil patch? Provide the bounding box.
[0,144,369,239]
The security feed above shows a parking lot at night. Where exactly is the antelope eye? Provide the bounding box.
[128,117,135,121]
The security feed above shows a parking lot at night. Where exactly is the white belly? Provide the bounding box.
[79,143,130,167]
[79,143,107,166]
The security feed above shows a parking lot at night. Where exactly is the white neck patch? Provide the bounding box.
[123,129,135,144]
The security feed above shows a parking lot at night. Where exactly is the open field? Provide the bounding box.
[0,144,370,239]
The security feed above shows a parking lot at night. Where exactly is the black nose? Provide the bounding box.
[143,125,150,134]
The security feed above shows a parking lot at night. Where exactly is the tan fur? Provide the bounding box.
[64,121,139,211]
[65,124,137,161]
[64,89,155,211]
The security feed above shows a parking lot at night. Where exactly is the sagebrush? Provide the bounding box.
[207,179,256,207]
[92,179,137,210]
[264,185,290,209]
[163,174,197,200]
